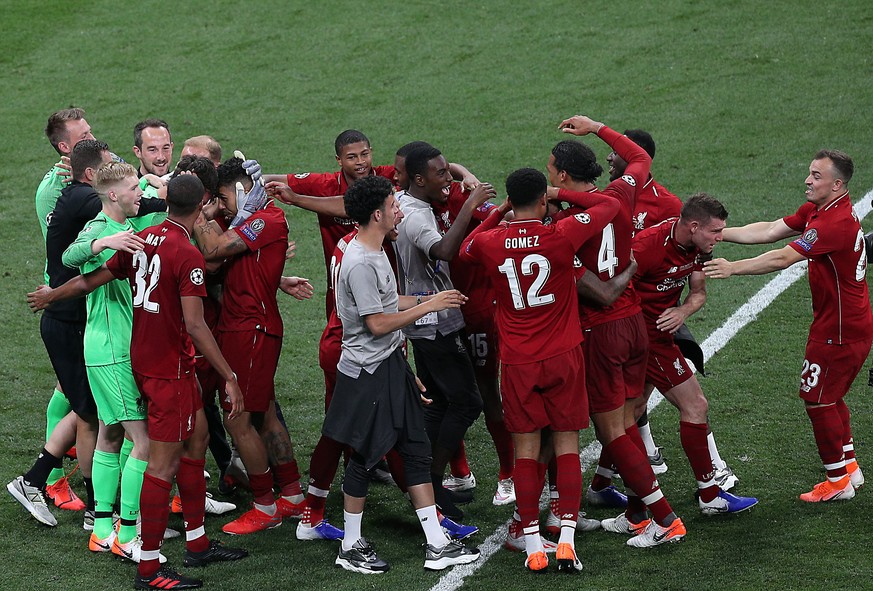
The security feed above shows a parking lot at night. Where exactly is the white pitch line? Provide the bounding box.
[430,190,873,591]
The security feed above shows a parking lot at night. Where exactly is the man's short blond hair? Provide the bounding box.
[183,135,222,163]
[93,161,138,196]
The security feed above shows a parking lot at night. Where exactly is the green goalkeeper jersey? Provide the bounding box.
[63,210,166,366]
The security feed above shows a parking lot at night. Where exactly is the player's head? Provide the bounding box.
[133,118,174,176]
[173,155,219,203]
[181,135,222,167]
[45,107,94,157]
[394,141,433,190]
[679,192,729,253]
[93,162,142,218]
[214,157,250,220]
[806,149,853,206]
[166,174,205,217]
[344,175,401,232]
[71,139,112,183]
[608,129,656,181]
[506,168,548,214]
[548,140,603,186]
[406,145,452,203]
[335,129,373,181]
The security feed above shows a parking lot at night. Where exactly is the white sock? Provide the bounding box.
[707,431,727,470]
[558,524,575,546]
[416,505,449,547]
[523,527,544,556]
[342,510,363,551]
[639,421,658,456]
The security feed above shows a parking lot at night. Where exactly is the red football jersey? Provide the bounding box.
[783,194,873,344]
[431,183,498,317]
[218,201,288,337]
[555,126,650,329]
[286,165,395,320]
[632,219,704,327]
[460,193,619,364]
[106,219,207,379]
[632,177,682,235]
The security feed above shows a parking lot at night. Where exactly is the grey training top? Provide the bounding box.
[394,191,465,340]
[336,237,403,378]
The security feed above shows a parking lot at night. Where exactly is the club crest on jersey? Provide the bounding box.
[190,268,204,285]
[633,211,648,230]
[294,173,310,179]
[621,174,636,187]
[795,228,818,252]
[574,212,591,224]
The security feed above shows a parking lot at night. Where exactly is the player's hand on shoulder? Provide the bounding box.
[55,156,72,184]
[559,115,603,136]
[703,258,732,279]
[98,230,146,254]
[26,285,52,312]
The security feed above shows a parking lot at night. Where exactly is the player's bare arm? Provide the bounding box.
[364,289,467,337]
[429,182,498,262]
[181,295,243,419]
[704,245,806,278]
[657,270,707,334]
[576,255,638,306]
[448,162,480,191]
[192,217,247,262]
[265,181,348,217]
[722,219,799,244]
[27,266,115,312]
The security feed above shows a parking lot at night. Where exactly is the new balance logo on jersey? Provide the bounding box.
[673,358,685,375]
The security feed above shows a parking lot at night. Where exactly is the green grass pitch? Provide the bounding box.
[1,1,873,590]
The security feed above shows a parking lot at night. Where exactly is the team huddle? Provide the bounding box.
[10,107,872,587]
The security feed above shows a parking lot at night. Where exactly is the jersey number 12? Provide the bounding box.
[497,254,555,310]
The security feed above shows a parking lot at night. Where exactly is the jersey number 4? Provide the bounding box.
[132,251,161,313]
[498,254,555,310]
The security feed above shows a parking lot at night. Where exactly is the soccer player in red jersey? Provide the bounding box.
[633,194,759,516]
[459,167,619,572]
[192,157,307,535]
[264,130,478,320]
[27,174,248,590]
[549,115,685,548]
[704,150,873,502]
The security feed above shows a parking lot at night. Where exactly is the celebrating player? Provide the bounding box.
[704,150,872,502]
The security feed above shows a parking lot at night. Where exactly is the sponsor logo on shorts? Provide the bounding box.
[634,211,648,230]
[190,268,205,285]
[673,358,685,375]
[574,213,591,224]
[621,174,637,187]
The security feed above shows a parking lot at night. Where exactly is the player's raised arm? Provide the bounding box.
[265,181,347,217]
[722,219,799,244]
[428,182,498,262]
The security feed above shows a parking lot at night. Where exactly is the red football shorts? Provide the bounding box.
[218,329,281,413]
[645,329,694,393]
[134,372,202,443]
[462,307,499,379]
[584,314,648,414]
[194,355,221,404]
[500,346,587,433]
[319,322,342,412]
[799,337,873,404]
